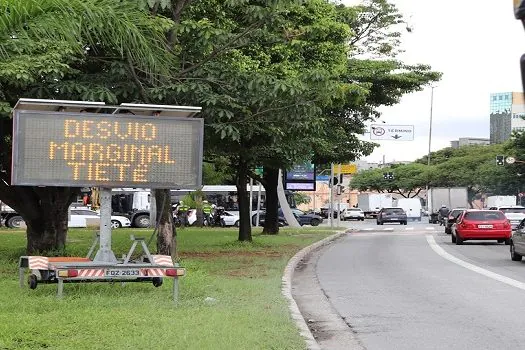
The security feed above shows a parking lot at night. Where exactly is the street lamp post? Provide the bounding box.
[425,86,435,210]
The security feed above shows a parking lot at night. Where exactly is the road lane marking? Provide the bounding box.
[405,227,414,231]
[426,235,525,291]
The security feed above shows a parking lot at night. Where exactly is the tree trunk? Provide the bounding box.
[155,189,176,256]
[262,167,279,235]
[195,193,204,227]
[237,160,252,242]
[25,191,72,254]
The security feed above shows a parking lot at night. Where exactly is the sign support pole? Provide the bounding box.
[93,188,117,263]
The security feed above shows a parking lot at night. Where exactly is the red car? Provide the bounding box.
[451,210,511,245]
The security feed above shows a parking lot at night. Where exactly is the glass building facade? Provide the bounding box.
[490,92,512,144]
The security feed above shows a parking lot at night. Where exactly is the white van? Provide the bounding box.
[396,198,422,221]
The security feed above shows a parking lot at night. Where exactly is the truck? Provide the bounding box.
[395,198,423,221]
[357,193,393,218]
[427,187,469,223]
[485,195,516,208]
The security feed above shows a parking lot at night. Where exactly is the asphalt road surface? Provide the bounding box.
[293,223,525,350]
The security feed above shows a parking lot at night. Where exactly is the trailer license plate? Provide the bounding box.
[104,269,140,277]
[478,224,493,229]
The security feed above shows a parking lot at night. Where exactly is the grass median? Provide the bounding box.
[0,226,339,350]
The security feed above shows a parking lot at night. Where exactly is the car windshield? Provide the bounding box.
[464,211,506,221]
[499,208,525,214]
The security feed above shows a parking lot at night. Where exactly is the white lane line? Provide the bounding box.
[426,235,525,291]
[425,227,435,230]
[383,228,394,231]
[362,228,373,231]
[405,227,414,231]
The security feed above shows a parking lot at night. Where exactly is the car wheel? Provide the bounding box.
[133,214,150,228]
[505,238,511,245]
[451,233,456,243]
[455,233,463,245]
[310,219,320,226]
[445,227,450,234]
[234,220,240,227]
[402,221,407,225]
[7,215,24,228]
[376,221,380,225]
[360,218,365,221]
[511,242,523,261]
[498,239,504,243]
[111,220,122,229]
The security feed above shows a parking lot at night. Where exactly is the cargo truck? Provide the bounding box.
[357,193,393,218]
[427,187,469,223]
[485,195,516,208]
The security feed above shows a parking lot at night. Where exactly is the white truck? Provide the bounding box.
[395,198,423,221]
[427,187,469,223]
[357,193,393,218]
[486,195,516,208]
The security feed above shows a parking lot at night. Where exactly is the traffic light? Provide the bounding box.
[496,155,505,166]
[383,172,394,180]
[330,176,339,186]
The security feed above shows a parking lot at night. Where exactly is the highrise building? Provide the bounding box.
[490,92,525,143]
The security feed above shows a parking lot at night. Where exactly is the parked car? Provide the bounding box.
[444,208,467,234]
[252,209,323,226]
[342,208,365,221]
[510,218,525,261]
[451,209,511,245]
[69,209,131,229]
[222,211,240,227]
[376,207,407,225]
[320,207,338,219]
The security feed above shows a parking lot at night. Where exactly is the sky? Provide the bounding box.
[343,0,525,164]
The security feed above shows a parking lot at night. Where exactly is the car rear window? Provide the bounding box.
[384,208,405,214]
[450,210,464,217]
[499,208,525,214]
[464,211,506,221]
[349,209,362,212]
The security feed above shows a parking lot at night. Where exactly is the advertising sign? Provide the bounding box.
[284,162,316,191]
[12,111,203,188]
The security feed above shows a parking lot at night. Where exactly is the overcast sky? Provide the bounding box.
[343,0,525,163]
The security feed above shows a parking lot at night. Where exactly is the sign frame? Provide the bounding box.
[11,110,204,189]
[284,162,316,192]
[370,124,414,141]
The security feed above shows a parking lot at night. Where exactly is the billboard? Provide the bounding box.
[12,111,203,188]
[284,163,316,191]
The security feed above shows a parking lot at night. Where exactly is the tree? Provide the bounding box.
[0,0,174,253]
[349,163,428,198]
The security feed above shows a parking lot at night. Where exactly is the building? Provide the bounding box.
[450,137,490,148]
[490,92,525,143]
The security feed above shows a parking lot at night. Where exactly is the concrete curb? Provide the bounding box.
[282,230,348,350]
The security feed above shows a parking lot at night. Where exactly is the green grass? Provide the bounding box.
[0,226,339,350]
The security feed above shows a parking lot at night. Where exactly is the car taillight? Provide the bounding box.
[460,221,475,229]
[503,221,511,229]
[448,215,454,220]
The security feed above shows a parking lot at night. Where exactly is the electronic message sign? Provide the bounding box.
[284,162,316,191]
[12,111,203,188]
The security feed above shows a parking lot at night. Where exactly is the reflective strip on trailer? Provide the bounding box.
[151,255,174,267]
[28,256,49,270]
[143,268,165,277]
[77,269,105,277]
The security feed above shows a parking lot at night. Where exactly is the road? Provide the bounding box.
[293,219,525,350]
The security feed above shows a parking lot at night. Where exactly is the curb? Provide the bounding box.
[282,230,348,350]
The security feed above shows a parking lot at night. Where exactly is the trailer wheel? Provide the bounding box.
[28,274,38,289]
[152,277,163,287]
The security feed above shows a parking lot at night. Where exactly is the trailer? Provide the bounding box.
[19,235,185,299]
